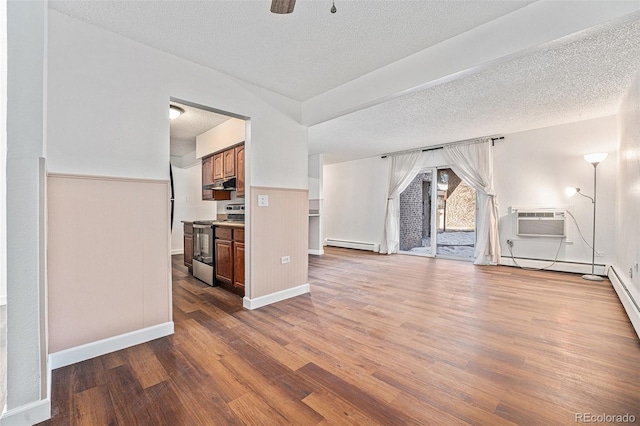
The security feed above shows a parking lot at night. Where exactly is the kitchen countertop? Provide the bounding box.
[182,220,244,228]
[210,221,245,228]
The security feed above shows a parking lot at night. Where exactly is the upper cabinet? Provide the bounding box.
[224,149,235,178]
[235,145,245,198]
[202,155,214,200]
[201,142,245,201]
[213,153,224,181]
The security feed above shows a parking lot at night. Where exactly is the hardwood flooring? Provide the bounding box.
[39,248,640,425]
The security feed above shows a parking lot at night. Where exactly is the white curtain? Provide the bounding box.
[442,139,500,265]
[380,150,422,254]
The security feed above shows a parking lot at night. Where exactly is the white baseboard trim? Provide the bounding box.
[243,284,310,310]
[608,266,640,339]
[171,248,184,255]
[49,322,174,370]
[308,249,324,255]
[500,256,607,276]
[0,398,51,426]
[324,239,380,253]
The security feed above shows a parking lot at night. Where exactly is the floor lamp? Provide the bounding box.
[565,152,608,281]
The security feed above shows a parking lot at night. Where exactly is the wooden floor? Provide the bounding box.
[40,248,640,425]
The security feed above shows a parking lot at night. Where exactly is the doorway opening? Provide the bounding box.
[169,98,249,303]
[399,171,433,254]
[399,167,476,260]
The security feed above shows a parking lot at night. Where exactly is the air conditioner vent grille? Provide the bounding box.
[516,210,566,237]
[517,212,555,218]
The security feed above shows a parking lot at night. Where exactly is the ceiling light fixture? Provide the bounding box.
[169,105,184,120]
[331,1,337,13]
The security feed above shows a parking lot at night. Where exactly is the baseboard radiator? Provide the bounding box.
[324,238,380,252]
[608,266,640,339]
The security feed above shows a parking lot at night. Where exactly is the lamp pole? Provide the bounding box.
[567,153,607,280]
[583,161,602,281]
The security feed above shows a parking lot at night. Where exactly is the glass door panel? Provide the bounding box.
[434,168,476,260]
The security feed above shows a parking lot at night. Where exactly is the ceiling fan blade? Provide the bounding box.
[271,0,296,14]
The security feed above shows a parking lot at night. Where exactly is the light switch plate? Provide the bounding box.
[258,195,269,207]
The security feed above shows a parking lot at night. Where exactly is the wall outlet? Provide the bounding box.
[281,256,290,264]
[258,194,269,207]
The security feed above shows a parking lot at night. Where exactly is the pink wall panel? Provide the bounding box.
[250,187,309,299]
[47,174,171,353]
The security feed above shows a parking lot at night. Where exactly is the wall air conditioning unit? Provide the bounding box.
[516,210,566,238]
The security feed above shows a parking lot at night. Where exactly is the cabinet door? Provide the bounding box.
[202,156,213,200]
[233,242,245,290]
[213,153,224,180]
[184,234,193,268]
[215,239,233,284]
[211,190,231,201]
[224,149,236,178]
[235,145,245,198]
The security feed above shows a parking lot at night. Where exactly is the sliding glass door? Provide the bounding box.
[399,167,476,260]
[433,167,476,260]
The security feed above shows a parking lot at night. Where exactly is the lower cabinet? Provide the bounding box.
[183,222,193,272]
[214,226,245,297]
[214,239,233,283]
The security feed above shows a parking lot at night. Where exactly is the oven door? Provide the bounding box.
[192,224,214,285]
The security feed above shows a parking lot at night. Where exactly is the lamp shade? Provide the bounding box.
[583,152,607,164]
[565,187,578,197]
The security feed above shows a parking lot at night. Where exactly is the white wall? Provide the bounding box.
[5,0,47,417]
[2,8,309,421]
[616,70,640,304]
[323,156,388,246]
[0,0,6,307]
[494,116,617,271]
[46,11,307,188]
[195,117,243,159]
[324,116,618,273]
[170,163,217,253]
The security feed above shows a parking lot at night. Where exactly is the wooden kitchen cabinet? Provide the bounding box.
[214,239,233,283]
[224,149,235,178]
[202,155,231,201]
[233,243,245,290]
[233,229,245,290]
[201,156,213,200]
[214,226,245,297]
[183,222,194,273]
[235,144,245,198]
[203,143,244,199]
[213,153,224,180]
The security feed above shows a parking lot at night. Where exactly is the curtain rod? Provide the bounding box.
[380,136,505,159]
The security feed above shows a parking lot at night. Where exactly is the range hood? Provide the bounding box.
[203,177,236,191]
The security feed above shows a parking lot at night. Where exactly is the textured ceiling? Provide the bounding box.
[48,0,533,101]
[49,1,639,164]
[309,15,640,163]
[170,102,230,157]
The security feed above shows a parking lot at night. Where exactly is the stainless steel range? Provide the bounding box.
[192,221,215,286]
[225,203,245,222]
